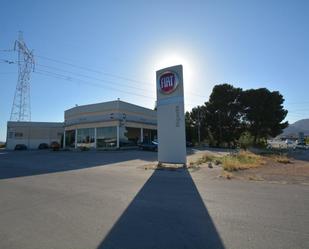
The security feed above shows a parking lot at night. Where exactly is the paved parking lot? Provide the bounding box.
[0,150,308,249]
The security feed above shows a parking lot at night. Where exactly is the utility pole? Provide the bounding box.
[215,110,222,145]
[197,109,201,145]
[10,31,35,121]
[197,107,205,145]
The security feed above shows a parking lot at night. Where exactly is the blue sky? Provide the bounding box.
[0,0,308,141]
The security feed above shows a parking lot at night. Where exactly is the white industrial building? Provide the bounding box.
[6,100,157,150]
[6,121,64,150]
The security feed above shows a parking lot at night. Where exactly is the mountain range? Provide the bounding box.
[280,119,309,137]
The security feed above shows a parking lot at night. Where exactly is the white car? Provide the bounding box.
[294,143,309,150]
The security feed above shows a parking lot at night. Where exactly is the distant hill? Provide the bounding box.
[280,119,309,137]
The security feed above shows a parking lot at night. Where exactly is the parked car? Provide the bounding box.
[38,143,49,149]
[119,140,137,147]
[50,141,60,151]
[138,141,158,151]
[14,144,27,150]
[294,143,309,150]
[285,139,294,145]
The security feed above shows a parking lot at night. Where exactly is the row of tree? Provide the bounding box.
[186,84,288,147]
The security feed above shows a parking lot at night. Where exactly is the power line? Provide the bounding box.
[33,57,205,105]
[35,63,154,93]
[33,70,155,100]
[7,54,304,109]
[2,52,209,101]
[0,72,15,74]
[20,51,306,109]
[2,55,157,99]
[36,54,150,85]
[0,59,15,64]
[7,52,309,105]
[0,49,14,52]
[35,64,209,106]
[33,69,202,107]
[35,54,207,100]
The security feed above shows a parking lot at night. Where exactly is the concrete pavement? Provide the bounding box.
[0,150,308,249]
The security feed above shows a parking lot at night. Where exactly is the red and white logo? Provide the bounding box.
[158,71,179,94]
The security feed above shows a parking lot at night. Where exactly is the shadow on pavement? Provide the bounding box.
[0,150,156,180]
[97,168,225,249]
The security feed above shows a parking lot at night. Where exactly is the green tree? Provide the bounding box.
[240,88,288,144]
[238,131,254,150]
[204,84,243,147]
[185,106,207,144]
[185,111,196,143]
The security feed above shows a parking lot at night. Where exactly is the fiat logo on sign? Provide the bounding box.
[158,71,179,94]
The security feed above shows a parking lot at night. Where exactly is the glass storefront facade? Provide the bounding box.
[77,128,95,148]
[65,130,75,148]
[143,129,157,143]
[67,126,157,149]
[119,126,141,147]
[96,126,117,148]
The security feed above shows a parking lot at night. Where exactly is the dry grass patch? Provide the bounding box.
[143,163,185,171]
[196,154,217,165]
[248,175,264,181]
[221,151,265,172]
[272,155,291,164]
[258,150,292,164]
[221,171,233,179]
[190,153,219,167]
[191,151,266,173]
[156,162,185,171]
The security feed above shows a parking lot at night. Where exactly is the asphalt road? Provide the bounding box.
[0,150,308,249]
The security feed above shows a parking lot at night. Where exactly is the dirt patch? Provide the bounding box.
[229,157,309,184]
[140,162,186,172]
[189,149,309,185]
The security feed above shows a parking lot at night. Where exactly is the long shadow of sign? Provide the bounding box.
[98,168,225,249]
[0,151,157,179]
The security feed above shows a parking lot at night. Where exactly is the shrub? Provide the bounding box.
[238,132,254,150]
[273,155,291,164]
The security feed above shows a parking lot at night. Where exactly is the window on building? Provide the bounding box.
[8,132,14,139]
[143,129,157,143]
[119,126,141,147]
[65,130,75,148]
[14,132,23,138]
[96,127,117,148]
[77,128,95,148]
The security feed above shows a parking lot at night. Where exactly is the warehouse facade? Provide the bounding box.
[6,121,64,150]
[7,100,157,150]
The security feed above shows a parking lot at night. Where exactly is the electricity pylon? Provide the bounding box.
[10,32,35,121]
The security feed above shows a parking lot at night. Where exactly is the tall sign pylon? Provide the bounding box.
[10,31,35,121]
